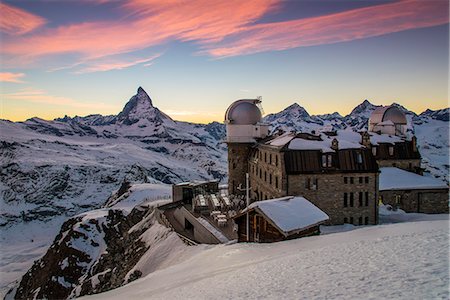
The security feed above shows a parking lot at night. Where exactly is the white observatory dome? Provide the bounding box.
[225,100,262,125]
[369,105,407,136]
[369,106,407,126]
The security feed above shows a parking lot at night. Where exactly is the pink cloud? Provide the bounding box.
[1,0,277,68]
[0,72,25,83]
[1,0,448,70]
[0,3,46,35]
[204,0,449,57]
[74,53,162,73]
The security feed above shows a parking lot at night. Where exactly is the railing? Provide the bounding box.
[176,233,198,246]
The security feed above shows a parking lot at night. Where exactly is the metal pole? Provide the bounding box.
[246,172,249,242]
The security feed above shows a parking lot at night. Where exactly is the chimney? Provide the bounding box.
[361,131,371,148]
[331,138,339,151]
[412,135,418,152]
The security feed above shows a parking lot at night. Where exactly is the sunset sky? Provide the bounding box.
[1,0,448,123]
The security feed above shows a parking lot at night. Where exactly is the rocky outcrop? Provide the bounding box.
[6,200,182,299]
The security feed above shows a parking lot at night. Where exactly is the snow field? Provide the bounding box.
[83,219,449,300]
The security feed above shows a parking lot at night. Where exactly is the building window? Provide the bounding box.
[350,193,354,207]
[344,177,348,184]
[269,154,272,164]
[306,178,318,190]
[344,193,348,207]
[275,176,279,189]
[344,217,348,224]
[364,217,369,225]
[389,146,394,156]
[232,163,236,169]
[269,173,272,185]
[264,152,267,163]
[358,216,363,225]
[350,217,354,224]
[358,192,363,207]
[365,177,369,184]
[357,152,363,164]
[322,154,332,168]
[259,169,262,179]
[275,155,279,166]
[365,192,369,206]
[264,171,267,182]
[350,177,354,184]
[359,177,363,184]
[372,147,377,156]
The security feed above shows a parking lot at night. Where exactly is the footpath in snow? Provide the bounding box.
[84,216,449,300]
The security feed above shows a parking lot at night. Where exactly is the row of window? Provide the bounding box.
[344,176,370,184]
[255,150,279,167]
[344,216,369,225]
[252,164,279,189]
[372,146,394,156]
[343,192,370,207]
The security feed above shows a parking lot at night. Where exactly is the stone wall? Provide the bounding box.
[227,143,252,196]
[380,189,449,214]
[248,146,286,201]
[287,172,379,225]
[377,159,421,173]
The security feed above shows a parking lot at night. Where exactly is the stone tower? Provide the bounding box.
[224,99,269,196]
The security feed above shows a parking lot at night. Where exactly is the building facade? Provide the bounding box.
[247,133,379,225]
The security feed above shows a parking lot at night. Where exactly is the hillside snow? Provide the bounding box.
[83,218,448,300]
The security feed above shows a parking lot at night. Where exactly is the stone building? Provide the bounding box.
[247,131,379,225]
[379,167,449,214]
[225,101,447,229]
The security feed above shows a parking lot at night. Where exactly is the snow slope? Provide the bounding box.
[84,219,448,300]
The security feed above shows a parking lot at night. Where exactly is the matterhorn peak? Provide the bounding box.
[115,87,163,125]
[136,86,153,107]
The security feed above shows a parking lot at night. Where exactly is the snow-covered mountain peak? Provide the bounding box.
[282,103,311,118]
[116,87,169,125]
[348,99,378,117]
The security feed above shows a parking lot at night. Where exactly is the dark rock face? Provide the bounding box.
[7,205,159,299]
[419,108,449,121]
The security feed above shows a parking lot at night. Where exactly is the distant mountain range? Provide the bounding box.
[1,87,448,227]
[0,87,448,296]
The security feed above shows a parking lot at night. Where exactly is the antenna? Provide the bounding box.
[256,96,265,115]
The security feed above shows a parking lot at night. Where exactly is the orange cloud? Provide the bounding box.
[0,3,46,35]
[204,0,449,57]
[2,88,115,109]
[0,72,25,83]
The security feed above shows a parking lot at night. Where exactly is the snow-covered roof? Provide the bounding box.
[288,139,333,152]
[267,130,364,152]
[369,132,404,145]
[379,167,448,191]
[243,196,329,235]
[268,133,295,146]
